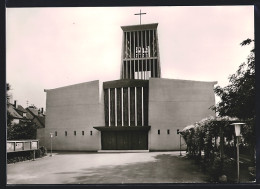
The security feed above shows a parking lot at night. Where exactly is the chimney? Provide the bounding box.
[38,109,41,115]
[41,108,44,114]
[14,100,17,108]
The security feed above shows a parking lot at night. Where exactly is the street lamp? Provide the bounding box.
[50,132,54,157]
[230,122,245,183]
[177,129,182,156]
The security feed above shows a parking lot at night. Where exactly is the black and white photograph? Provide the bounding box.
[6,5,256,184]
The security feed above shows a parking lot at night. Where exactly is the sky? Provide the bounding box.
[6,6,254,110]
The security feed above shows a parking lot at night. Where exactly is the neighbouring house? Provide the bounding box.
[26,106,45,128]
[7,100,45,128]
[7,101,29,125]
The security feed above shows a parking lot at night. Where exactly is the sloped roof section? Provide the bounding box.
[7,104,23,119]
[16,105,27,113]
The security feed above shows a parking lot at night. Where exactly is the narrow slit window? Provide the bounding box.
[65,131,67,136]
[74,131,76,136]
[158,129,160,135]
[90,131,93,136]
[82,131,84,136]
[55,131,57,136]
[167,129,170,134]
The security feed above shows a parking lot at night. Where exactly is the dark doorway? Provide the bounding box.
[101,131,148,150]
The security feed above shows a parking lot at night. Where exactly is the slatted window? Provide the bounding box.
[55,131,57,136]
[158,129,160,135]
[65,131,67,136]
[90,131,93,136]
[82,131,84,136]
[167,129,170,134]
[74,131,76,136]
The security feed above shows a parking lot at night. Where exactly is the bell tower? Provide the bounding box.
[120,23,161,79]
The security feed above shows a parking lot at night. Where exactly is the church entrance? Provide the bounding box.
[101,131,148,150]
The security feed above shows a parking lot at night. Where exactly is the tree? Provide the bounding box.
[212,39,255,120]
[211,38,255,162]
[7,83,13,126]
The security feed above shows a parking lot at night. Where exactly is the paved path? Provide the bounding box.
[7,151,209,184]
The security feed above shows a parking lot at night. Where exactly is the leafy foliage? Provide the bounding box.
[211,38,255,161]
[212,39,255,120]
[181,116,251,182]
[7,122,37,140]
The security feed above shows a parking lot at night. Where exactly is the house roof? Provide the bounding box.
[7,104,23,119]
[26,107,45,128]
[16,105,27,113]
[27,107,39,116]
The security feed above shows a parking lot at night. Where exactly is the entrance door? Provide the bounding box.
[101,131,116,150]
[101,131,148,150]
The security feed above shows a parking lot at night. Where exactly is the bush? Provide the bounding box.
[7,146,47,164]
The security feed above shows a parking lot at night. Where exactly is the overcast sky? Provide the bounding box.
[6,6,254,109]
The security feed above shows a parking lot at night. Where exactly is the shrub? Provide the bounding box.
[7,146,47,164]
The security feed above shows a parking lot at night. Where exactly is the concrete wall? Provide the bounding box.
[43,80,104,151]
[148,78,217,150]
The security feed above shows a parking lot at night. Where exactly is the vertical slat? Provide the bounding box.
[137,87,142,125]
[141,31,143,79]
[142,87,144,125]
[143,86,149,125]
[153,30,155,57]
[128,87,130,126]
[135,87,137,126]
[130,32,132,79]
[115,88,117,126]
[137,61,139,79]
[134,32,136,78]
[137,31,139,79]
[152,59,155,77]
[126,32,128,79]
[104,89,109,126]
[121,88,124,126]
[149,59,151,79]
[130,87,135,126]
[149,30,152,57]
[123,87,128,126]
[130,61,132,79]
[130,31,131,58]
[108,88,110,126]
[145,30,147,79]
[155,59,158,77]
[110,88,115,126]
[117,88,122,126]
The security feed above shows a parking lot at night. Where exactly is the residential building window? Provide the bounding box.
[90,131,93,135]
[55,131,57,136]
[167,129,170,134]
[158,130,160,135]
[82,131,84,136]
[65,131,67,136]
[74,131,76,136]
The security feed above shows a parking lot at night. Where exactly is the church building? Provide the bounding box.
[38,22,216,151]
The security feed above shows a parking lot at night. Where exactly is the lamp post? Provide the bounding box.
[50,133,54,157]
[177,129,182,156]
[230,122,245,183]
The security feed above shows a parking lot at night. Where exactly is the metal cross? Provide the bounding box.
[134,9,146,25]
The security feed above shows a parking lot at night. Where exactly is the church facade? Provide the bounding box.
[38,23,216,151]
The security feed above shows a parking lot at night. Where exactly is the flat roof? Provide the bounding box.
[121,23,158,31]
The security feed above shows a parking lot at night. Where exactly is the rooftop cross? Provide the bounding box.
[134,9,146,25]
